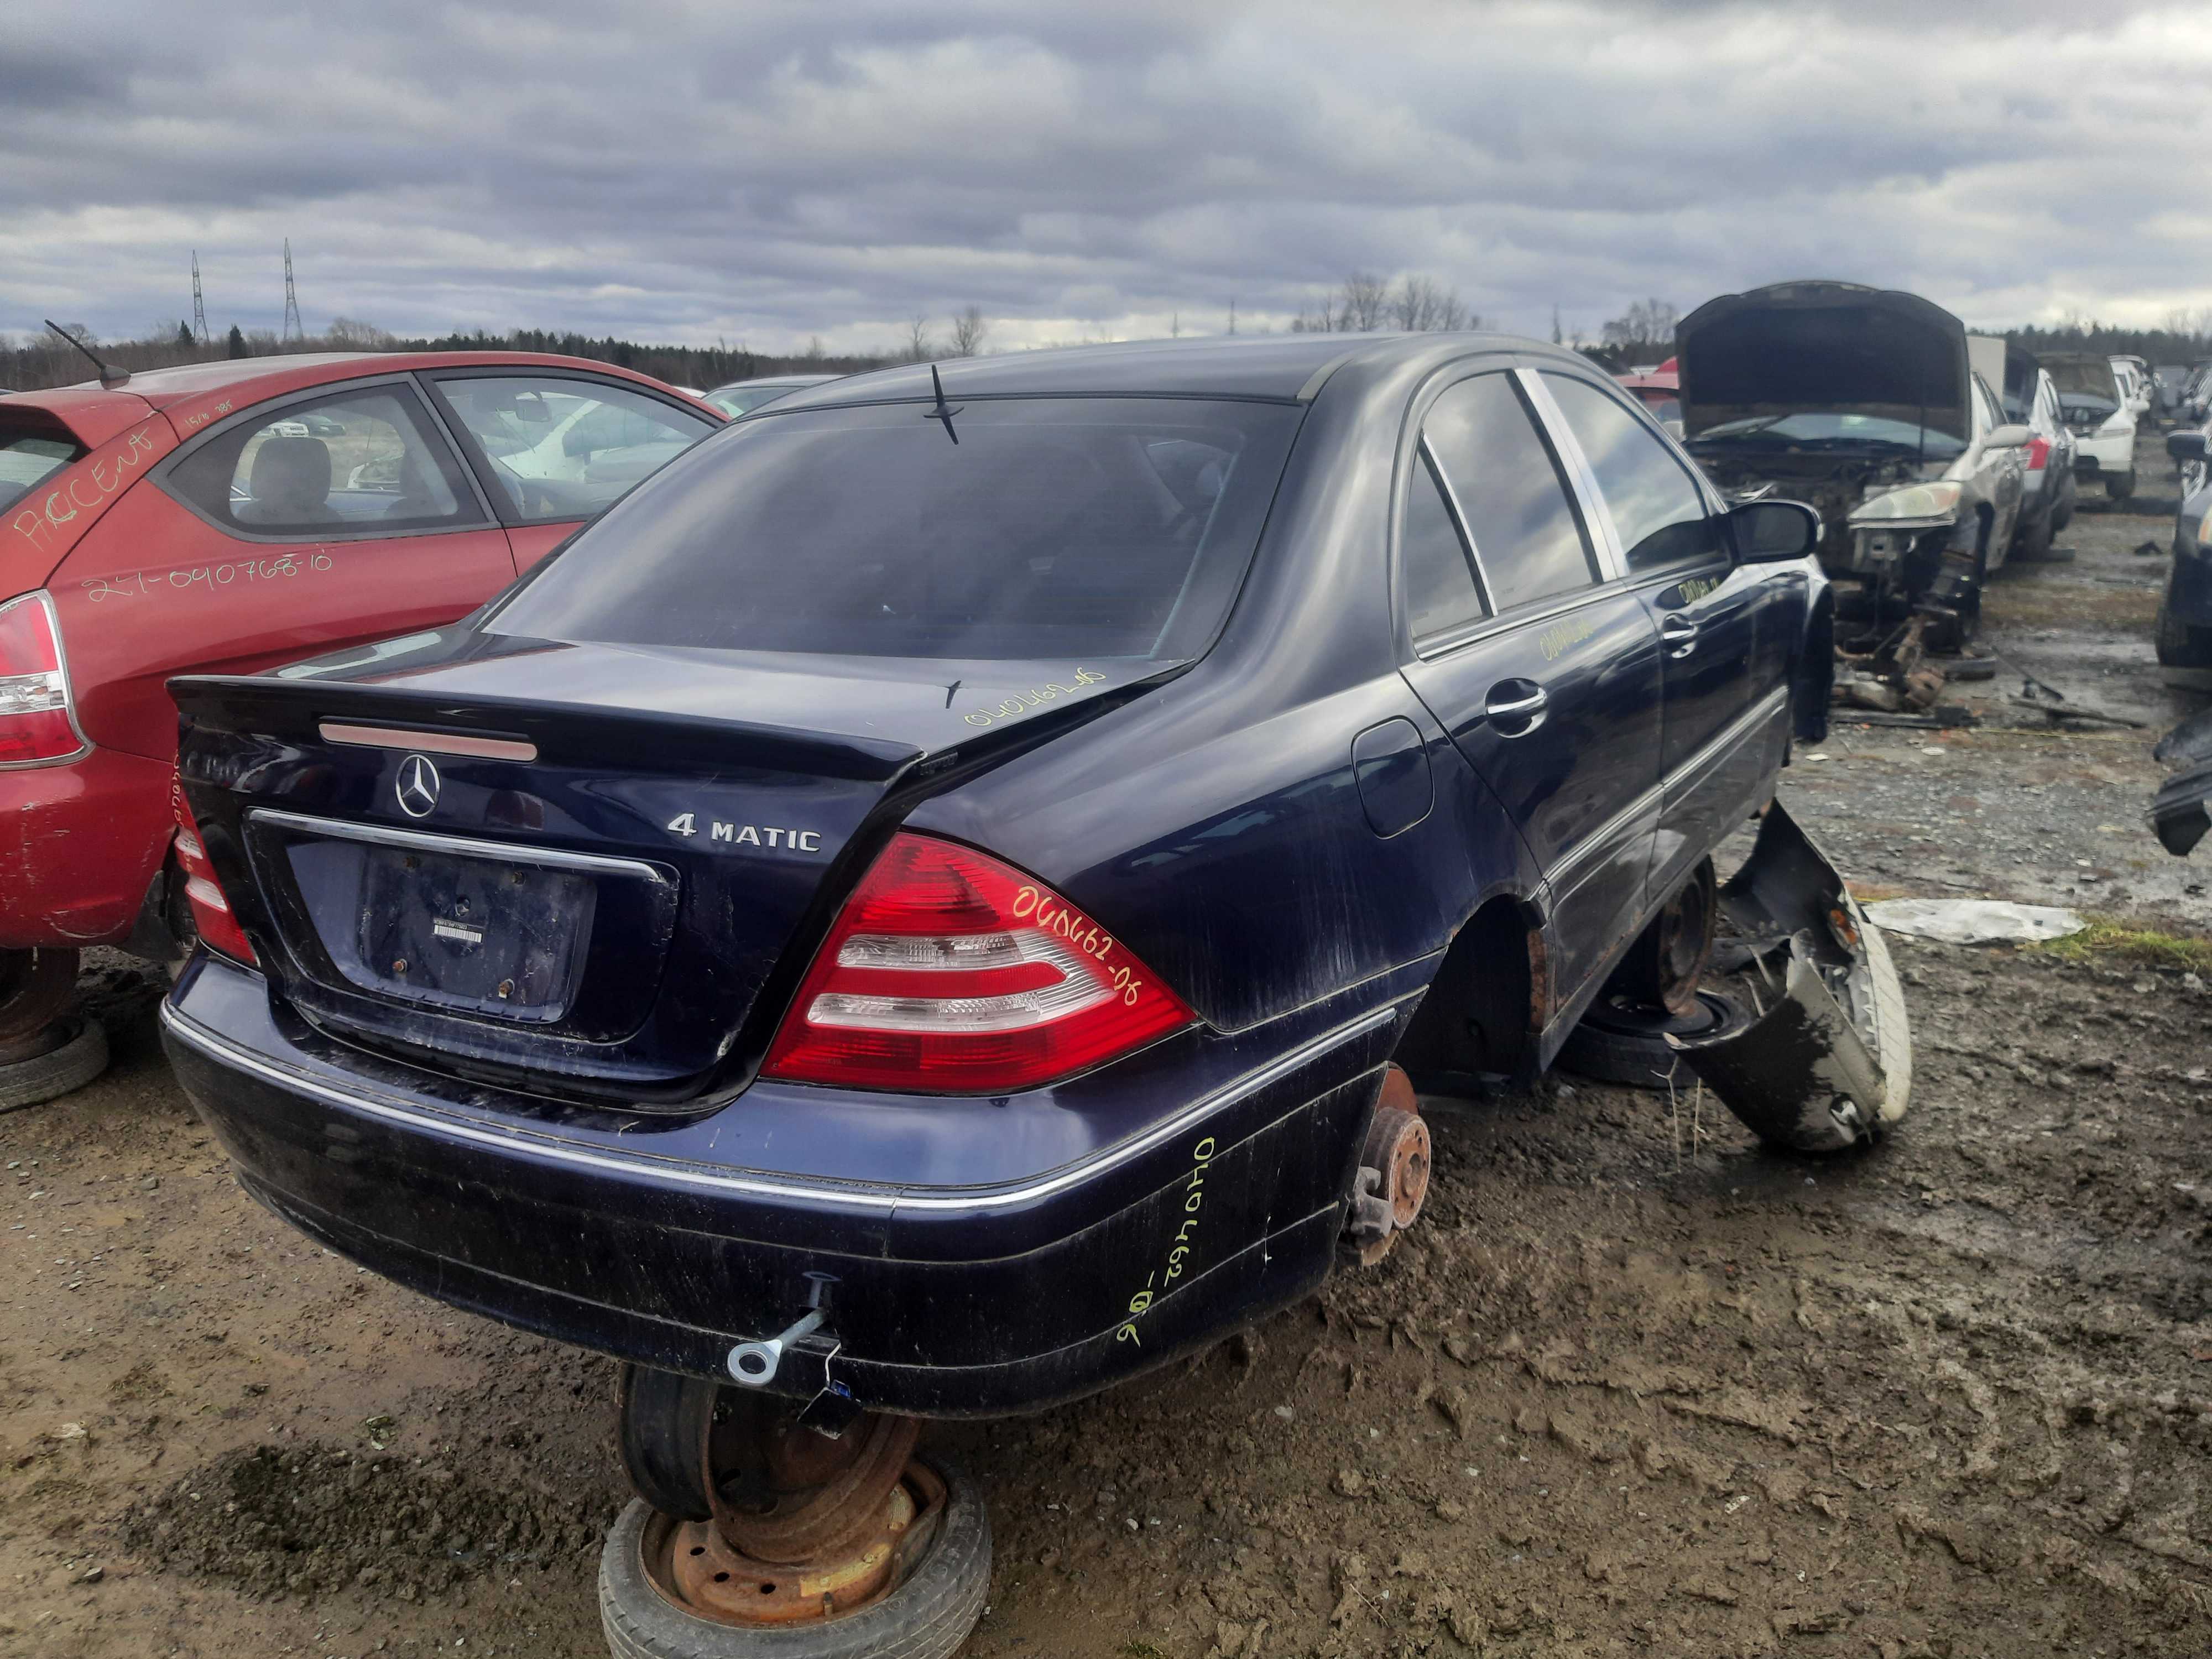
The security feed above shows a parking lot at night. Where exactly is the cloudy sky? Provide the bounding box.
[7,0,2212,354]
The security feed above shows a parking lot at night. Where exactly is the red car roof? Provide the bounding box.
[7,351,719,447]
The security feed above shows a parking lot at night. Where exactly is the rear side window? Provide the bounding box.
[1400,445,1486,642]
[489,397,1303,662]
[429,375,715,524]
[1541,374,1718,572]
[0,426,87,517]
[1422,373,1598,612]
[168,386,483,539]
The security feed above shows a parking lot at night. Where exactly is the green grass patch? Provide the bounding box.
[2032,918,2212,973]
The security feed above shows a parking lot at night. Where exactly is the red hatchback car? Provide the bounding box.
[0,352,720,1097]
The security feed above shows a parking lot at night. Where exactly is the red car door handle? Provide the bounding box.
[1484,680,1548,736]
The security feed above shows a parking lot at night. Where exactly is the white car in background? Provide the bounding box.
[2042,352,2139,500]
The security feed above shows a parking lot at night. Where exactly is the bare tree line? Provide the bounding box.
[1290,272,1479,335]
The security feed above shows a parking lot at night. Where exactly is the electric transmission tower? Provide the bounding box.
[281,239,304,342]
[190,251,208,345]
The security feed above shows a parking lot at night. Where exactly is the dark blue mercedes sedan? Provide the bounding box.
[159,333,1856,1652]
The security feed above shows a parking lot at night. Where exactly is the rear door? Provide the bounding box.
[1536,369,1776,899]
[421,372,720,570]
[1394,364,1663,1004]
[54,377,517,758]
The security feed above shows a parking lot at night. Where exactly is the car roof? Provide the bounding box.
[708,374,838,392]
[762,332,1584,412]
[7,351,716,419]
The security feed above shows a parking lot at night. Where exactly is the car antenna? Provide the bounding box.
[924,362,961,446]
[44,319,129,388]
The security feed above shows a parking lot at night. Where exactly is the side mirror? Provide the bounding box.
[1730,498,1820,564]
[2170,431,2208,464]
[1985,423,2033,450]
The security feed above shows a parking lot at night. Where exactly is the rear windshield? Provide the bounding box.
[489,397,1303,662]
[0,426,88,516]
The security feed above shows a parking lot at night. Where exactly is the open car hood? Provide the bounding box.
[1678,280,1970,446]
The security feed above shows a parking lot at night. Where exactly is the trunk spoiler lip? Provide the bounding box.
[170,671,925,784]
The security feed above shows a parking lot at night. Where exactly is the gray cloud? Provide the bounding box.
[6,0,2212,352]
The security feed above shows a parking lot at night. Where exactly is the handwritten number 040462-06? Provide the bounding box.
[82,552,336,602]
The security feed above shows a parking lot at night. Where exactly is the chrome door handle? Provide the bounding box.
[1660,615,1698,659]
[1484,682,1548,735]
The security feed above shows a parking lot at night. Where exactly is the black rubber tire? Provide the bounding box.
[2157,598,2212,668]
[2107,469,2136,503]
[2051,472,2075,532]
[599,1457,991,1659]
[0,1018,109,1112]
[1556,990,1743,1092]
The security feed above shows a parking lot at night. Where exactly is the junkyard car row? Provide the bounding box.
[1,301,2189,1657]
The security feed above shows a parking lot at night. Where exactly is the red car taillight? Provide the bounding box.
[0,591,87,765]
[2025,436,2052,472]
[761,832,1194,1093]
[173,786,257,966]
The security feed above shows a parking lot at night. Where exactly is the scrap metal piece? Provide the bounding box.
[2152,760,2212,856]
[1667,803,1913,1154]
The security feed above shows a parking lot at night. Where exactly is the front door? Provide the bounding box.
[1394,365,1663,1004]
[1536,370,1779,898]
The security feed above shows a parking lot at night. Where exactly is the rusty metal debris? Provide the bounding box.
[1832,616,1959,718]
[1667,804,1912,1154]
[1344,1063,1431,1265]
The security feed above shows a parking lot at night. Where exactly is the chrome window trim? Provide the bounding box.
[247,807,672,888]
[1516,367,1629,581]
[160,999,1405,1215]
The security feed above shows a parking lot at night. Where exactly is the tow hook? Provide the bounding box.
[727,1270,842,1388]
[1344,1063,1431,1266]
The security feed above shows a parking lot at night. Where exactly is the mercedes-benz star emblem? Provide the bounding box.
[395,754,441,818]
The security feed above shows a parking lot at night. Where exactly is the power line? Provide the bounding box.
[281,239,303,342]
[190,251,208,345]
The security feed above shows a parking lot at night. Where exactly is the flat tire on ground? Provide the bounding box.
[599,1456,991,1659]
[1556,990,1745,1092]
[0,1018,109,1113]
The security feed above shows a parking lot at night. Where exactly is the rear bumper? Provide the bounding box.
[161,952,1416,1417]
[0,745,174,950]
[2074,435,2133,472]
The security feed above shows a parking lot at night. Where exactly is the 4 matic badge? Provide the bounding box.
[665,812,822,853]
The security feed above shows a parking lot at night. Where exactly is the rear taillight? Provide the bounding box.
[0,591,87,766]
[762,832,1193,1093]
[2025,436,2052,471]
[173,785,257,966]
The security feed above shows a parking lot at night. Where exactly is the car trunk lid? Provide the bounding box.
[171,633,1157,1104]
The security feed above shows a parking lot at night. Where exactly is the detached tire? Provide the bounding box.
[0,1018,108,1113]
[2107,469,2136,503]
[599,1457,992,1659]
[1557,990,1744,1092]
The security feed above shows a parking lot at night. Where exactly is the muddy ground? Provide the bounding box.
[6,432,2212,1659]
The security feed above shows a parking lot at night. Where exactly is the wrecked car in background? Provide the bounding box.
[2042,351,2140,501]
[157,332,1902,1655]
[1678,280,2030,648]
[0,351,720,1111]
[2158,425,2212,667]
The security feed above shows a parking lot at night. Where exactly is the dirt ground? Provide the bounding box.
[6,433,2212,1659]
